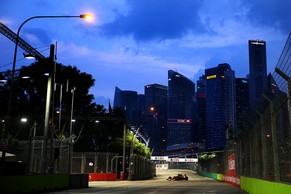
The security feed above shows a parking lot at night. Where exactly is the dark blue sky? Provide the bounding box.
[0,0,290,107]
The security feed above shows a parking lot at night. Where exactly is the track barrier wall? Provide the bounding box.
[198,171,291,194]
[89,173,117,181]
[0,174,69,194]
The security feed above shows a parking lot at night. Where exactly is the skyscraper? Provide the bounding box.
[113,86,144,125]
[196,75,206,143]
[144,84,167,155]
[167,70,195,148]
[235,78,249,137]
[248,40,267,111]
[205,63,236,150]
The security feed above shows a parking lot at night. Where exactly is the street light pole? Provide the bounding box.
[4,13,92,173]
[122,122,126,178]
[8,14,92,123]
[27,121,37,174]
[128,108,155,180]
[43,44,55,174]
[68,87,76,174]
[128,125,142,180]
[150,139,165,155]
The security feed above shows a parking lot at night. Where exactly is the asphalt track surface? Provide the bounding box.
[51,169,248,194]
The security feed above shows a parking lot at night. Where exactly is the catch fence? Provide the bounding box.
[199,32,291,184]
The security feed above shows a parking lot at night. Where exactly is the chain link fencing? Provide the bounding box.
[199,32,291,185]
[18,139,123,175]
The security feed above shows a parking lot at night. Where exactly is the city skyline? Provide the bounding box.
[0,0,290,107]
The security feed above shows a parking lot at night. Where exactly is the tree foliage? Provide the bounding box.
[127,131,150,158]
[198,153,217,161]
[0,61,149,157]
[17,61,96,117]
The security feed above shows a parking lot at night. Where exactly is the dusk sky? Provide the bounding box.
[0,0,290,107]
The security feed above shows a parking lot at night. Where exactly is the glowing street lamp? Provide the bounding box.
[4,13,93,174]
[20,118,28,123]
[8,14,93,118]
[80,14,93,20]
[8,13,93,121]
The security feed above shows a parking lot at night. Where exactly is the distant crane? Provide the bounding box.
[0,22,45,60]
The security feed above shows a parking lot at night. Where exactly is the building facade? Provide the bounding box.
[205,63,236,150]
[113,86,144,125]
[196,75,206,144]
[235,78,249,137]
[248,40,267,111]
[167,70,195,149]
[144,84,167,155]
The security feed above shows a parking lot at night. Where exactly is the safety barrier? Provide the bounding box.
[240,176,291,194]
[88,173,117,181]
[198,171,291,194]
[0,174,69,194]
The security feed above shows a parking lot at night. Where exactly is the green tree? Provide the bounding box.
[0,61,131,156]
[17,62,95,117]
[0,61,96,140]
[73,105,126,152]
[0,70,12,116]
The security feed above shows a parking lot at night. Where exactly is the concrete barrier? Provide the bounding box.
[88,173,117,181]
[0,174,69,194]
[240,176,291,194]
[198,170,291,194]
[69,173,88,189]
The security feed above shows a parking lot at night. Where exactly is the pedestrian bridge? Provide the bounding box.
[151,156,198,170]
[151,156,198,163]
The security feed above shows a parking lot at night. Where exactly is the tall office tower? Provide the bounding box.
[167,70,195,148]
[248,40,267,111]
[235,78,249,136]
[131,94,145,125]
[113,86,123,108]
[113,86,143,125]
[144,84,167,155]
[205,63,236,150]
[196,75,206,144]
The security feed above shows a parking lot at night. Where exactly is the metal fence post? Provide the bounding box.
[275,68,291,126]
[122,123,126,176]
[94,152,98,173]
[81,152,84,173]
[249,128,254,177]
[254,122,260,178]
[255,110,268,179]
[106,153,109,173]
[262,94,280,182]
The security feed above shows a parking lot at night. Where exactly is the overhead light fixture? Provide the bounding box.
[80,14,93,20]
[21,118,28,123]
[0,73,7,83]
[23,53,35,59]
[21,76,31,79]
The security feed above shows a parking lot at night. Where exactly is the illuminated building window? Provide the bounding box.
[206,75,217,79]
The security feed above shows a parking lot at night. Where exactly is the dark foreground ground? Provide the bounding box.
[51,169,248,194]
